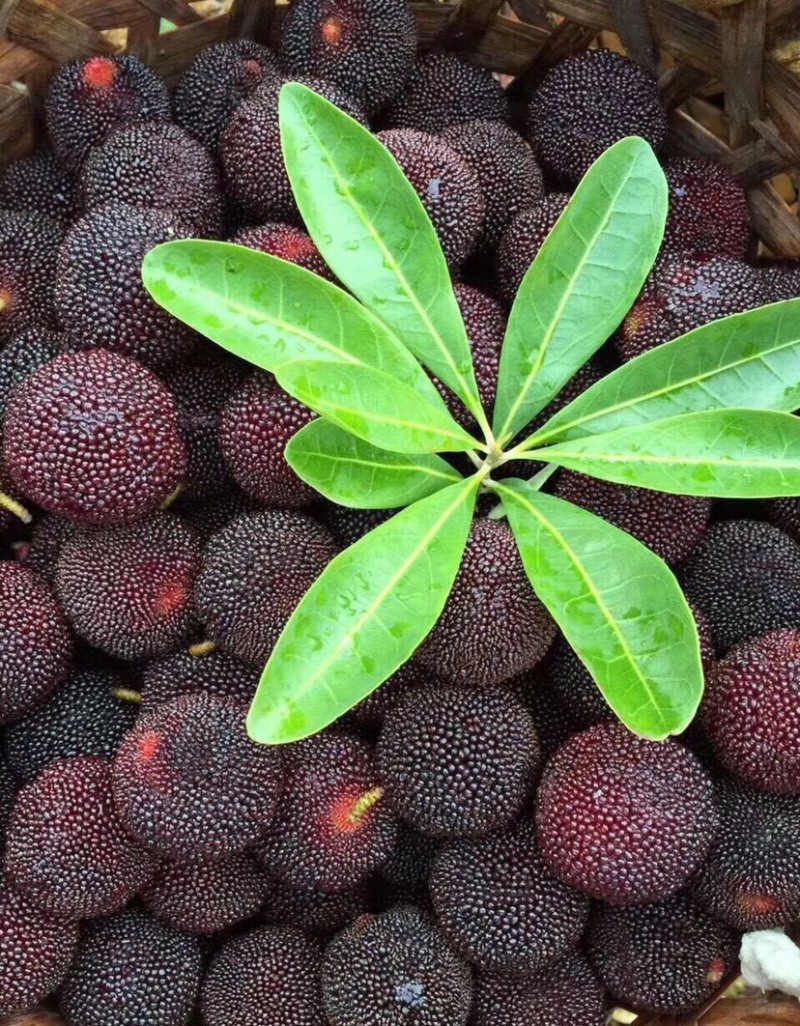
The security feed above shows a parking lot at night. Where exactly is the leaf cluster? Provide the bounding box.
[143,83,800,745]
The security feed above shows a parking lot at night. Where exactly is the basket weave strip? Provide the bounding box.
[0,0,798,253]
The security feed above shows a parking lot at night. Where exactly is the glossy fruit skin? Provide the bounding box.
[4,349,186,526]
[494,194,570,306]
[441,120,544,253]
[220,75,365,225]
[219,371,318,508]
[232,222,335,281]
[4,664,138,784]
[141,852,270,935]
[662,158,752,258]
[617,252,766,361]
[0,149,80,222]
[376,128,485,268]
[535,721,719,905]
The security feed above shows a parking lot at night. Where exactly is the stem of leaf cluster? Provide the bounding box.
[473,404,496,453]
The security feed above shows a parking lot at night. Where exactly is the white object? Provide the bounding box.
[741,928,800,998]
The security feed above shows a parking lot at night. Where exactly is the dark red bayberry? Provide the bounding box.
[257,732,398,892]
[587,892,740,1017]
[219,371,318,508]
[55,202,196,372]
[194,509,338,666]
[45,55,171,170]
[536,721,718,905]
[4,349,186,526]
[142,852,269,935]
[0,563,72,725]
[527,49,666,187]
[385,50,507,133]
[55,513,201,660]
[701,629,800,794]
[321,906,473,1026]
[0,876,79,1018]
[59,908,202,1026]
[113,692,284,860]
[173,39,280,150]
[416,518,556,686]
[0,211,64,344]
[202,925,326,1026]
[378,685,539,838]
[429,821,589,975]
[280,0,416,115]
[5,756,157,918]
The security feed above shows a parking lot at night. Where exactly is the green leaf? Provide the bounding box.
[285,420,462,508]
[279,82,485,429]
[275,359,479,454]
[496,481,702,739]
[141,240,446,410]
[492,137,667,445]
[526,408,800,498]
[528,300,800,447]
[247,476,481,744]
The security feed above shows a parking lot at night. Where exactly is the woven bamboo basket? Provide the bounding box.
[1,0,800,1023]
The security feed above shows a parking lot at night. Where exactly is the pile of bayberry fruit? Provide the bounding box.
[1,1,800,1023]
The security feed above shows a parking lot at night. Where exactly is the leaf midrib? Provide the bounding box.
[527,332,800,447]
[288,387,473,448]
[294,448,460,482]
[266,478,479,714]
[292,95,478,415]
[534,449,799,471]
[497,481,670,734]
[496,154,641,443]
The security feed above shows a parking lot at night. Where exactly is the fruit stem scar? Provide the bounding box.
[348,786,384,824]
[112,687,142,704]
[160,483,183,510]
[0,490,32,524]
[189,640,217,657]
